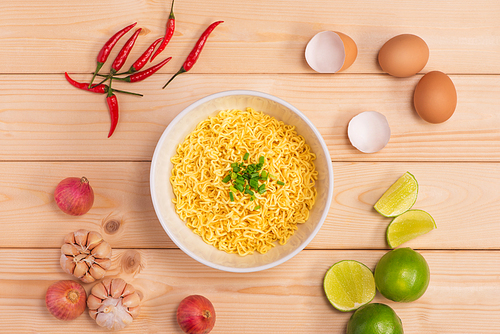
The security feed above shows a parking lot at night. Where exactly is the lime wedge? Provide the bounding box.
[323,260,376,312]
[386,209,436,248]
[374,172,418,217]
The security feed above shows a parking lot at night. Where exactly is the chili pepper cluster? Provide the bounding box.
[65,0,223,138]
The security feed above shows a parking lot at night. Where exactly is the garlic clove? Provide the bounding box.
[91,241,112,259]
[122,293,141,308]
[61,243,80,256]
[94,258,112,270]
[91,281,109,299]
[128,305,141,319]
[89,264,106,281]
[84,254,95,263]
[60,254,76,275]
[101,278,112,295]
[122,283,136,297]
[87,294,104,310]
[63,231,76,245]
[73,261,88,279]
[87,231,103,250]
[74,229,89,248]
[81,272,96,283]
[110,278,127,298]
[89,309,98,320]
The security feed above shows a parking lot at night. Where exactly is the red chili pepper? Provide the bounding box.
[66,72,144,97]
[162,21,223,89]
[150,0,176,62]
[128,37,163,73]
[89,22,137,87]
[65,72,107,94]
[106,90,119,138]
[111,28,142,74]
[115,57,172,82]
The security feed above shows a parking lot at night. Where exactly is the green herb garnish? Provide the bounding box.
[277,180,285,186]
[223,153,273,206]
[254,205,261,210]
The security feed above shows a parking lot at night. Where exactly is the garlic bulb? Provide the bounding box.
[87,278,141,330]
[60,229,112,283]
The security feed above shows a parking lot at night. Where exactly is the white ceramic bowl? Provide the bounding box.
[150,90,334,273]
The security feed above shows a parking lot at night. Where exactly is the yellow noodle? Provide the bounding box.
[170,108,318,256]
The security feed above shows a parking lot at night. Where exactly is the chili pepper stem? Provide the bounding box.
[107,76,114,97]
[162,68,186,89]
[96,73,127,78]
[89,62,104,88]
[169,0,175,19]
[90,76,110,89]
[112,88,143,97]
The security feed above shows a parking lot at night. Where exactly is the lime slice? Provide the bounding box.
[374,172,418,217]
[323,260,376,312]
[386,209,436,248]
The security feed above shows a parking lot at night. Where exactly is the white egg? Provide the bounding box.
[347,111,391,153]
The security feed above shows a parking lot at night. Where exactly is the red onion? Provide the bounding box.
[54,176,94,216]
[45,280,87,320]
[177,295,216,334]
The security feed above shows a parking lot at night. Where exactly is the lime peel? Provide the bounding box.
[374,171,418,217]
[323,260,376,312]
[387,209,436,248]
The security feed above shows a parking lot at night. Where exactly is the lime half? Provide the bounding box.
[374,172,418,217]
[387,209,436,248]
[323,260,376,312]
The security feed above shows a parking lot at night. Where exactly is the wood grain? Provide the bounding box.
[0,249,498,333]
[0,0,499,74]
[0,74,499,161]
[1,1,498,333]
[1,161,499,250]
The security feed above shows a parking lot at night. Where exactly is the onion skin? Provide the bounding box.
[45,280,87,321]
[54,176,94,216]
[177,295,216,334]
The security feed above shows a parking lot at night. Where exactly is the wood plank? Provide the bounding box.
[0,74,499,161]
[1,161,499,250]
[0,249,498,333]
[0,0,499,74]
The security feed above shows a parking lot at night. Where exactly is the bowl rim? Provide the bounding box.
[150,89,334,272]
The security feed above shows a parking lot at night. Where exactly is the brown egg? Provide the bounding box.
[378,34,429,77]
[413,71,457,123]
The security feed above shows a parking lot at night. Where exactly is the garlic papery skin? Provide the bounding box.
[88,278,141,331]
[60,229,112,283]
[96,297,134,330]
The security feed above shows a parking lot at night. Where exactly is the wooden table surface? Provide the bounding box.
[1,0,499,333]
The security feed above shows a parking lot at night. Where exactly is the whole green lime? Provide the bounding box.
[346,303,404,334]
[374,247,430,302]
